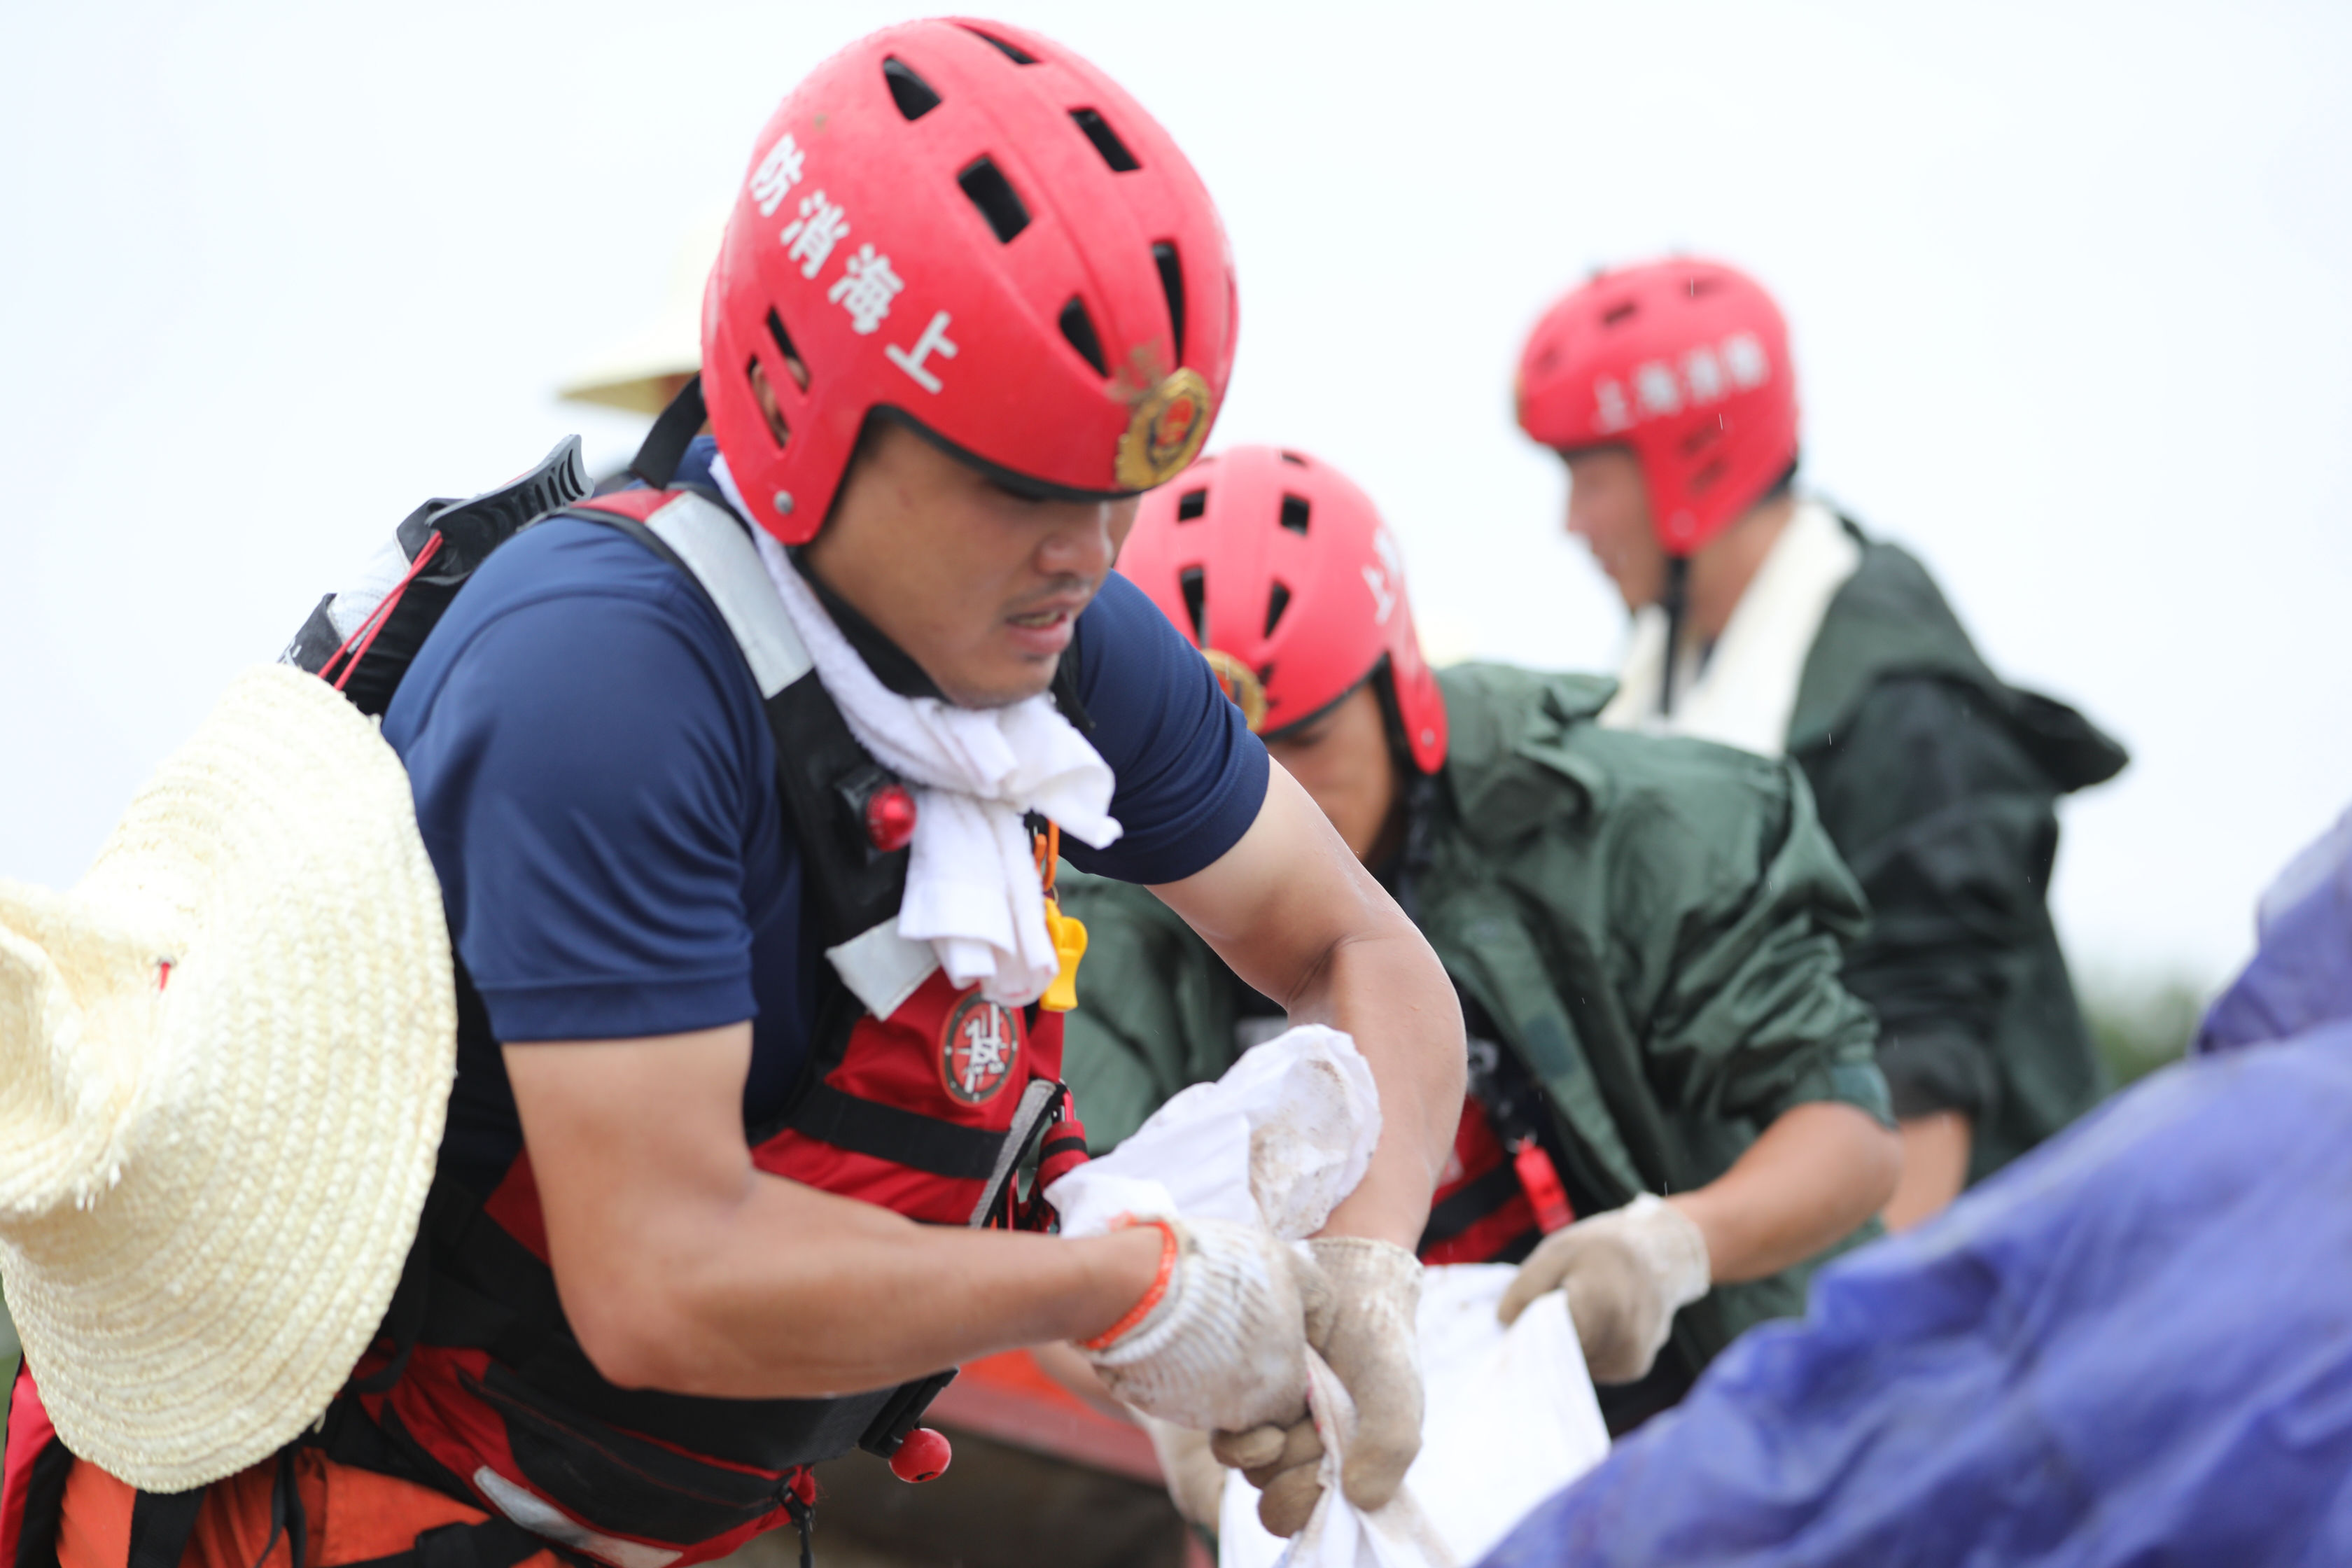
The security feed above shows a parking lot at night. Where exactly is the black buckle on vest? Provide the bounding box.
[855,1368,957,1462]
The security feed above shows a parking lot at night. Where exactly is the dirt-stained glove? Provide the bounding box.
[1497,1193,1710,1384]
[1141,1416,1228,1531]
[1210,1236,1424,1537]
[1079,1217,1327,1434]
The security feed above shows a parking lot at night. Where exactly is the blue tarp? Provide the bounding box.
[1481,806,2352,1568]
[2197,806,2352,1058]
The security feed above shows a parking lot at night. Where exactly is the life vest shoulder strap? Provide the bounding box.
[555,492,913,971]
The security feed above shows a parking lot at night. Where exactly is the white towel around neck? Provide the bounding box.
[1596,499,1861,757]
[710,453,1121,1004]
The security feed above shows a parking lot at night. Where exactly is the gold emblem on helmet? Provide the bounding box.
[1200,648,1267,732]
[1116,368,1214,490]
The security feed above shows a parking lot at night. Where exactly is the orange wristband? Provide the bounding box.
[1078,1217,1179,1351]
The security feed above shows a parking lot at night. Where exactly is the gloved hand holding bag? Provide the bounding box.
[1497,1192,1710,1383]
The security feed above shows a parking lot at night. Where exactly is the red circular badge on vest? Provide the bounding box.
[941,993,1021,1105]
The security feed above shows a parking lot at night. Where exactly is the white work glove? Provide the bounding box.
[1079,1217,1326,1434]
[1211,1236,1424,1538]
[1141,1416,1227,1531]
[1497,1193,1710,1383]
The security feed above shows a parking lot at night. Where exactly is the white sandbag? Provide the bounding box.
[1043,1024,1606,1565]
[1046,1024,1380,1240]
[1217,1264,1611,1568]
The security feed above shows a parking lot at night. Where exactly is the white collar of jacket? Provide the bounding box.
[710,451,1122,1006]
[1597,499,1861,759]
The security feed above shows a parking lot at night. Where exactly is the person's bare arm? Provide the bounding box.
[507,1024,1162,1398]
[1666,1102,1903,1282]
[1149,763,1465,1250]
[1882,1110,1970,1232]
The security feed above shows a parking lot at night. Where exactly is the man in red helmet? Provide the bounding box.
[7,22,1462,1568]
[1516,258,2126,1228]
[1058,444,1900,1526]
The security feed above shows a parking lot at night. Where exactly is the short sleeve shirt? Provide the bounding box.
[384,439,1268,1191]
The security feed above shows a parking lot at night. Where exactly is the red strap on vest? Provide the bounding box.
[3,1362,59,1568]
[568,489,670,524]
[1511,1137,1576,1236]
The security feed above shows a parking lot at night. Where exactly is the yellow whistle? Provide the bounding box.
[1040,897,1088,1013]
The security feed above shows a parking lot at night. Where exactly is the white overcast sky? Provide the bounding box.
[4,0,2346,990]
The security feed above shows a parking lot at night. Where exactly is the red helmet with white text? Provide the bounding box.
[1515,258,1797,556]
[705,18,1238,544]
[1120,445,1448,774]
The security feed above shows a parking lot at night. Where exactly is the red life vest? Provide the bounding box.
[313,482,1094,1568]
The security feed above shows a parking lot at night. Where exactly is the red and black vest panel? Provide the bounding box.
[4,1362,69,1568]
[330,484,1087,1568]
[1418,1037,1578,1267]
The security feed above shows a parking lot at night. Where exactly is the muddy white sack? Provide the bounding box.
[1046,1025,1380,1240]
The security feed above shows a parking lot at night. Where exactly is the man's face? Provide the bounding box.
[1264,682,1401,865]
[802,421,1140,708]
[1562,447,1668,611]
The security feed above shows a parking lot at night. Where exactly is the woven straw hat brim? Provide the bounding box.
[0,664,455,1492]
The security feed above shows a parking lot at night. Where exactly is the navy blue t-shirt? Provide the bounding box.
[384,442,1268,1192]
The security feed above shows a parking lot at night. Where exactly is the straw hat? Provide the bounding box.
[0,664,455,1491]
[556,211,724,416]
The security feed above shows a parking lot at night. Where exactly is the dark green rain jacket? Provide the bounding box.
[1058,663,1893,1415]
[1791,524,2128,1181]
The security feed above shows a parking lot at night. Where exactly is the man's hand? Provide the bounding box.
[1210,1237,1423,1536]
[1079,1217,1326,1434]
[1498,1102,1900,1383]
[1497,1195,1709,1383]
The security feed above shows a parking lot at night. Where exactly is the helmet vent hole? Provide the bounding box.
[1279,494,1310,534]
[746,357,791,450]
[1058,297,1109,376]
[1179,566,1209,646]
[962,26,1038,64]
[1264,582,1292,638]
[1601,301,1639,327]
[1071,109,1140,172]
[958,158,1031,243]
[1679,422,1722,458]
[1690,458,1727,493]
[1176,489,1208,522]
[765,309,811,391]
[1687,275,1723,298]
[1152,241,1186,360]
[882,57,942,121]
[1279,451,1308,468]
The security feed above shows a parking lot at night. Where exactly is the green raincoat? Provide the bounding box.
[1791,526,2127,1180]
[1058,663,1892,1414]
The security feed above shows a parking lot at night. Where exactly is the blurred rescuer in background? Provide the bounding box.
[1061,443,1900,1525]
[1516,258,2127,1228]
[4,20,1465,1568]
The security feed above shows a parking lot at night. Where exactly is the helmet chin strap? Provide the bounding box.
[1657,555,1692,719]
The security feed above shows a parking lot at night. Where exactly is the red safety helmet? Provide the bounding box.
[1120,445,1448,775]
[1515,258,1797,556]
[705,18,1238,545]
